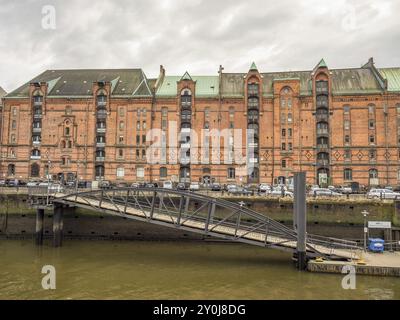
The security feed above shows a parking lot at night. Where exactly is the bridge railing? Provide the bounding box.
[53,187,361,259]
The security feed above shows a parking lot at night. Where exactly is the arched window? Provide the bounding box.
[8,164,15,176]
[369,169,378,179]
[160,167,167,178]
[33,90,43,104]
[181,89,192,106]
[30,163,40,177]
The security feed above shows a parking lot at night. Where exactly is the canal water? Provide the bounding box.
[0,240,399,300]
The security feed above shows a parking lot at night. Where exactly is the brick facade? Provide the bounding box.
[1,59,400,187]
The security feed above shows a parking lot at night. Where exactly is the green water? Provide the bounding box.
[0,240,399,300]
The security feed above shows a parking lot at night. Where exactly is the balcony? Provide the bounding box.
[32,127,42,133]
[97,101,107,107]
[96,157,105,162]
[30,155,41,160]
[248,143,259,148]
[96,142,106,148]
[248,158,259,164]
[247,103,259,111]
[33,113,42,119]
[33,101,43,107]
[32,140,41,146]
[96,127,106,134]
[181,101,192,108]
[248,89,259,97]
[316,145,329,153]
[180,142,191,149]
[316,113,329,122]
[97,111,107,119]
[316,87,328,95]
[180,157,191,165]
[316,159,329,167]
[316,128,329,135]
[247,116,259,124]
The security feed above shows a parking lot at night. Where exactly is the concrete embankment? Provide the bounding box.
[308,252,400,277]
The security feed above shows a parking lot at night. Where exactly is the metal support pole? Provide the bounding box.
[294,172,307,270]
[53,204,64,247]
[35,208,44,246]
[205,201,216,233]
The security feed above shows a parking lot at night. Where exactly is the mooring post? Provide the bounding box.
[53,204,64,247]
[294,172,307,270]
[35,208,45,246]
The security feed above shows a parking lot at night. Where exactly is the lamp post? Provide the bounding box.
[361,210,369,252]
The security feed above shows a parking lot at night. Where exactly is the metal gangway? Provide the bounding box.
[28,186,360,260]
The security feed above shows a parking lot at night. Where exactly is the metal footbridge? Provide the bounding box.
[30,187,360,261]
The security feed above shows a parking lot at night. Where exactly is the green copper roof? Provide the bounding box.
[156,76,219,97]
[316,59,328,69]
[250,62,258,71]
[378,68,400,92]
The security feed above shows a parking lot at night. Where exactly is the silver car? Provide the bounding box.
[367,188,400,199]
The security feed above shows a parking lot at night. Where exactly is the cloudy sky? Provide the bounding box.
[0,0,399,92]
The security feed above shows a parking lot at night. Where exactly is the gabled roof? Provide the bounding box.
[5,69,152,98]
[181,71,193,81]
[156,76,219,97]
[249,62,258,71]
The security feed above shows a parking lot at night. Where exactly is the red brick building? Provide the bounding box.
[1,58,400,187]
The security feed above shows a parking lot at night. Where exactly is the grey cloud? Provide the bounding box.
[0,0,399,92]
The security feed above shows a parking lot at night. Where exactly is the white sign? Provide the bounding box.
[368,221,392,229]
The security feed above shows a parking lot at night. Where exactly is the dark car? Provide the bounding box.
[211,183,222,191]
[99,181,112,189]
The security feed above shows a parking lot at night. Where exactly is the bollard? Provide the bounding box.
[294,172,307,270]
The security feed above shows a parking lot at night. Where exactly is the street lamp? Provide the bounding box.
[361,210,369,252]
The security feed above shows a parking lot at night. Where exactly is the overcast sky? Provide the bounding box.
[0,0,399,92]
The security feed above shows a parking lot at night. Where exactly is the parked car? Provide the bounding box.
[338,186,352,194]
[38,182,64,193]
[177,182,188,191]
[163,181,173,189]
[99,181,111,189]
[228,186,252,195]
[130,182,140,188]
[189,182,200,192]
[259,183,271,193]
[0,179,6,186]
[145,183,157,188]
[367,188,400,199]
[269,188,293,198]
[226,184,237,192]
[6,179,19,187]
[309,188,343,197]
[27,181,39,187]
[211,183,222,191]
